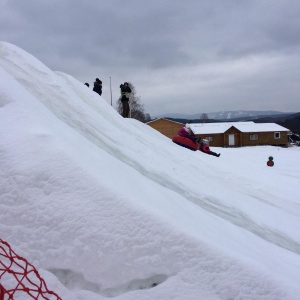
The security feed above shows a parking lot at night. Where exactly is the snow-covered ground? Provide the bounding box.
[1,41,300,300]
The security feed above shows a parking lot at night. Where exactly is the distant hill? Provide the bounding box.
[158,111,300,134]
[266,112,300,134]
[154,110,290,120]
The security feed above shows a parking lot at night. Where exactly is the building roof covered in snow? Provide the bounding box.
[189,122,290,134]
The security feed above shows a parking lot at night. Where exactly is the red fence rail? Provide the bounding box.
[0,284,4,300]
[0,239,61,300]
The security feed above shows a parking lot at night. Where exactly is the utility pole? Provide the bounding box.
[109,77,112,106]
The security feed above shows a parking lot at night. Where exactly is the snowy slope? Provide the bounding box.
[1,42,300,300]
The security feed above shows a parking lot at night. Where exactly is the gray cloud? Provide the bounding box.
[1,0,300,116]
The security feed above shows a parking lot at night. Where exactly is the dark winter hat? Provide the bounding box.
[96,78,102,83]
[124,82,128,85]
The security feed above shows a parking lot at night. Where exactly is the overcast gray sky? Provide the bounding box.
[1,0,300,117]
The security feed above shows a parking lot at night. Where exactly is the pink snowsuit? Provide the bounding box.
[199,143,210,153]
[178,127,196,142]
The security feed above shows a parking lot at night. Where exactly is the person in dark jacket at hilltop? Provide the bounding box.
[120,82,131,118]
[199,139,221,157]
[93,78,102,96]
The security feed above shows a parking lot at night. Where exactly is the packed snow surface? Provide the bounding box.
[1,42,300,300]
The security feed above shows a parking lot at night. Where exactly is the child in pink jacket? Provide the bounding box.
[199,139,221,157]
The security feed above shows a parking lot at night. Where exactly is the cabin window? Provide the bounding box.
[274,132,280,139]
[205,136,213,142]
[250,134,258,141]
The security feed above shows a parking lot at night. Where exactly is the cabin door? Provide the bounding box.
[228,134,235,146]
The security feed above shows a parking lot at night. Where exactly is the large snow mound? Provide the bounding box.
[1,41,300,300]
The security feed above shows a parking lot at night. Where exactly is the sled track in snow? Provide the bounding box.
[135,165,300,256]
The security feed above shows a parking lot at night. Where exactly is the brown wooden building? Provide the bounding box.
[190,122,290,147]
[147,118,184,139]
[148,120,290,147]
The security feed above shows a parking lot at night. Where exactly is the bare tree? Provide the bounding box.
[144,113,151,123]
[201,113,209,123]
[116,82,151,122]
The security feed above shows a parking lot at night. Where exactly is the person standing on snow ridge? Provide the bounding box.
[178,124,198,142]
[93,78,102,96]
[199,139,221,157]
[120,82,131,118]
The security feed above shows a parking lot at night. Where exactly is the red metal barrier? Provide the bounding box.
[0,239,62,300]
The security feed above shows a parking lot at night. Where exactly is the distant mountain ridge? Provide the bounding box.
[154,110,300,134]
[155,110,292,120]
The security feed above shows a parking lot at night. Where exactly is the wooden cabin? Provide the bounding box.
[147,118,184,139]
[189,122,290,147]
